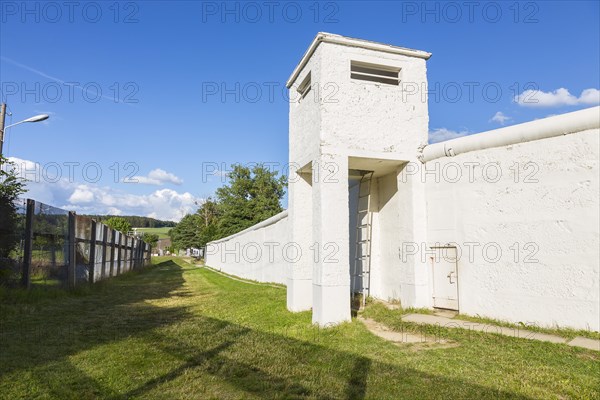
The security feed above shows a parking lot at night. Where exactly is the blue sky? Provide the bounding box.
[1,1,598,220]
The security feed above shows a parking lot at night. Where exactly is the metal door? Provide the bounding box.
[431,246,459,310]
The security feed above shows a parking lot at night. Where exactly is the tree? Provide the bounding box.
[197,198,220,247]
[0,156,26,277]
[141,233,159,248]
[249,164,287,222]
[169,213,201,250]
[104,217,132,234]
[216,164,286,237]
[168,164,286,251]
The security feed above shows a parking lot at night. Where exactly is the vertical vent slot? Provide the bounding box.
[351,61,400,86]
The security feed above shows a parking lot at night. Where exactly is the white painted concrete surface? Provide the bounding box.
[423,124,599,331]
[205,211,289,285]
[205,33,599,331]
[286,32,430,326]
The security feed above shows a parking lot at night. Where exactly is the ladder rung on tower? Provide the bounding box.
[351,171,374,310]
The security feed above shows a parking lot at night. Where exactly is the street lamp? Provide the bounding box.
[0,103,50,156]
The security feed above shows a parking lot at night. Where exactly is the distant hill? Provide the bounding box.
[134,227,172,239]
[83,215,177,228]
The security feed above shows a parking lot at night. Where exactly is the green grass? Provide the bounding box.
[134,227,171,239]
[449,311,600,341]
[369,299,600,341]
[1,257,598,399]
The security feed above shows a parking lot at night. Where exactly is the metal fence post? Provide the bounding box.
[130,239,134,270]
[133,239,139,269]
[126,238,131,271]
[109,229,116,277]
[129,239,133,270]
[136,240,141,269]
[89,220,96,284]
[68,211,76,288]
[123,237,128,272]
[21,199,34,289]
[117,233,122,275]
[129,239,134,270]
[101,225,108,280]
[131,238,135,270]
[10,200,150,289]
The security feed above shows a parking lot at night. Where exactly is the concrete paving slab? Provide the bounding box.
[568,337,600,351]
[400,314,586,347]
[402,314,454,325]
[361,314,599,352]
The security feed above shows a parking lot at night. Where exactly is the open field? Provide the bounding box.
[133,227,171,239]
[0,256,598,399]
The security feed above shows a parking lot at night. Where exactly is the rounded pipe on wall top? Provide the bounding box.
[419,106,600,163]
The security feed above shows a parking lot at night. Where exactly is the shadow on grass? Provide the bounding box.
[0,260,188,377]
[0,259,532,399]
[117,316,531,399]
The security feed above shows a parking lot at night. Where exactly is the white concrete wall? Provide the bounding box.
[286,34,430,325]
[424,127,600,331]
[208,35,598,332]
[318,42,429,160]
[311,153,351,325]
[287,43,322,312]
[363,167,430,309]
[205,211,289,285]
[289,46,322,169]
[369,171,400,300]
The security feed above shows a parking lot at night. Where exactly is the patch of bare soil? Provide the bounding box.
[358,316,460,351]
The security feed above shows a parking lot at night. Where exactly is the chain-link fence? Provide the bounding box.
[0,199,151,289]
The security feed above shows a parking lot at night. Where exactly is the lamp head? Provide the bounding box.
[24,114,49,123]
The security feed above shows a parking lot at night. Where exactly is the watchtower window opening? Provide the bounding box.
[297,72,311,100]
[350,61,400,86]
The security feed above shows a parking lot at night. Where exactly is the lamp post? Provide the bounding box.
[0,103,49,156]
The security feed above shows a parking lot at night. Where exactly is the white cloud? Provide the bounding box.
[126,176,161,185]
[6,157,199,222]
[514,87,600,108]
[3,157,70,205]
[68,186,198,221]
[68,186,94,204]
[125,168,183,185]
[490,111,511,125]
[429,128,470,144]
[107,207,123,215]
[579,88,600,104]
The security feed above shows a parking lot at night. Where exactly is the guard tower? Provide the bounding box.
[286,33,431,326]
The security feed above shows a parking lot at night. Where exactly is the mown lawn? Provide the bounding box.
[0,257,598,399]
[134,227,171,239]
